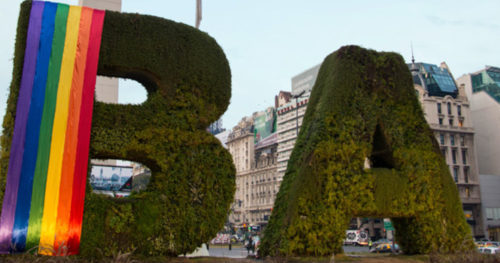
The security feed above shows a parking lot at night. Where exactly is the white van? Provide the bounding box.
[479,247,499,254]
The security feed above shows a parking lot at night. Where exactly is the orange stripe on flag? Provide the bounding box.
[53,7,93,252]
[66,9,105,255]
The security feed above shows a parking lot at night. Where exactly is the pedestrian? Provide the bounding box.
[246,236,253,254]
[368,239,372,250]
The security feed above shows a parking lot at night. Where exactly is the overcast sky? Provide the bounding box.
[1,0,499,130]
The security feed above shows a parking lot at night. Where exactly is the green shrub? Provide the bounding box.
[260,46,473,256]
[0,1,235,258]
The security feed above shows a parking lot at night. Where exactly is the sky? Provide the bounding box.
[0,0,499,131]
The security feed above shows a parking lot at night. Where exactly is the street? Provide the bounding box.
[208,245,370,258]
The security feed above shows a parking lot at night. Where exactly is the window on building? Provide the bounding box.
[439,118,443,125]
[464,167,469,183]
[462,149,467,164]
[458,119,463,127]
[465,187,470,198]
[441,148,446,158]
[447,102,452,115]
[437,103,442,114]
[450,135,455,146]
[440,134,445,145]
[460,135,465,146]
[453,167,459,182]
[486,208,493,220]
[452,150,457,164]
[449,118,454,126]
[486,208,500,220]
[457,105,462,116]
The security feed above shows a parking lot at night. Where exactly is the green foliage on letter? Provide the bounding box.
[260,46,473,256]
[0,2,235,258]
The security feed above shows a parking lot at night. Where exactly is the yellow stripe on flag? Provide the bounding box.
[39,6,82,255]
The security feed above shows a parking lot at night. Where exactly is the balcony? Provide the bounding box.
[277,112,305,125]
[460,197,481,205]
[428,123,474,133]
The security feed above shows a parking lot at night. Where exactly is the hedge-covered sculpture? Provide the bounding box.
[260,46,473,256]
[0,0,234,258]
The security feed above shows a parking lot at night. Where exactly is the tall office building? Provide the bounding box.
[457,67,500,176]
[79,0,120,104]
[410,61,484,237]
[457,66,500,240]
[276,65,320,179]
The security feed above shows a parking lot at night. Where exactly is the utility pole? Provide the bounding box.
[196,0,202,28]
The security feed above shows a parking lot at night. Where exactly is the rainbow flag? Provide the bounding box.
[0,1,104,255]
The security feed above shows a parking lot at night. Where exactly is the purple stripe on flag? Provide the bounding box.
[0,1,45,253]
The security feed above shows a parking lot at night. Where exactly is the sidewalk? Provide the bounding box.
[208,247,252,259]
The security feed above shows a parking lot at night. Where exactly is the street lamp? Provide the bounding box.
[292,90,306,138]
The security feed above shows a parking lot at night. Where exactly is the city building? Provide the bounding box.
[479,175,500,241]
[457,66,500,240]
[215,130,230,149]
[208,118,226,135]
[276,65,320,179]
[479,174,500,241]
[410,61,484,238]
[457,67,500,177]
[227,109,279,229]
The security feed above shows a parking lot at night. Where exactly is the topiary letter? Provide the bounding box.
[0,0,234,257]
[260,46,473,256]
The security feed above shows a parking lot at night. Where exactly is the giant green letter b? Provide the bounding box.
[0,2,235,258]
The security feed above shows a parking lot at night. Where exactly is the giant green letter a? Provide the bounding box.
[260,46,473,256]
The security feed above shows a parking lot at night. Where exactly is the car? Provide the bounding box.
[486,241,500,247]
[476,241,500,248]
[479,247,499,254]
[372,238,390,247]
[370,243,400,253]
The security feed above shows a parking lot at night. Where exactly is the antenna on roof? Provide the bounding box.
[411,41,415,64]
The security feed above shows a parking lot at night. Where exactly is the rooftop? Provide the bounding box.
[408,62,458,98]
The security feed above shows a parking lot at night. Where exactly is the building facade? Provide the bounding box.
[410,61,484,237]
[457,66,500,177]
[227,114,279,228]
[276,65,320,179]
[276,95,309,179]
[457,66,500,240]
[479,174,500,241]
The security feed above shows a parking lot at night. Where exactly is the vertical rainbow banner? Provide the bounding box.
[0,1,104,255]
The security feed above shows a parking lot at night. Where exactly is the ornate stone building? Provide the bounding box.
[227,115,279,229]
[410,61,484,238]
